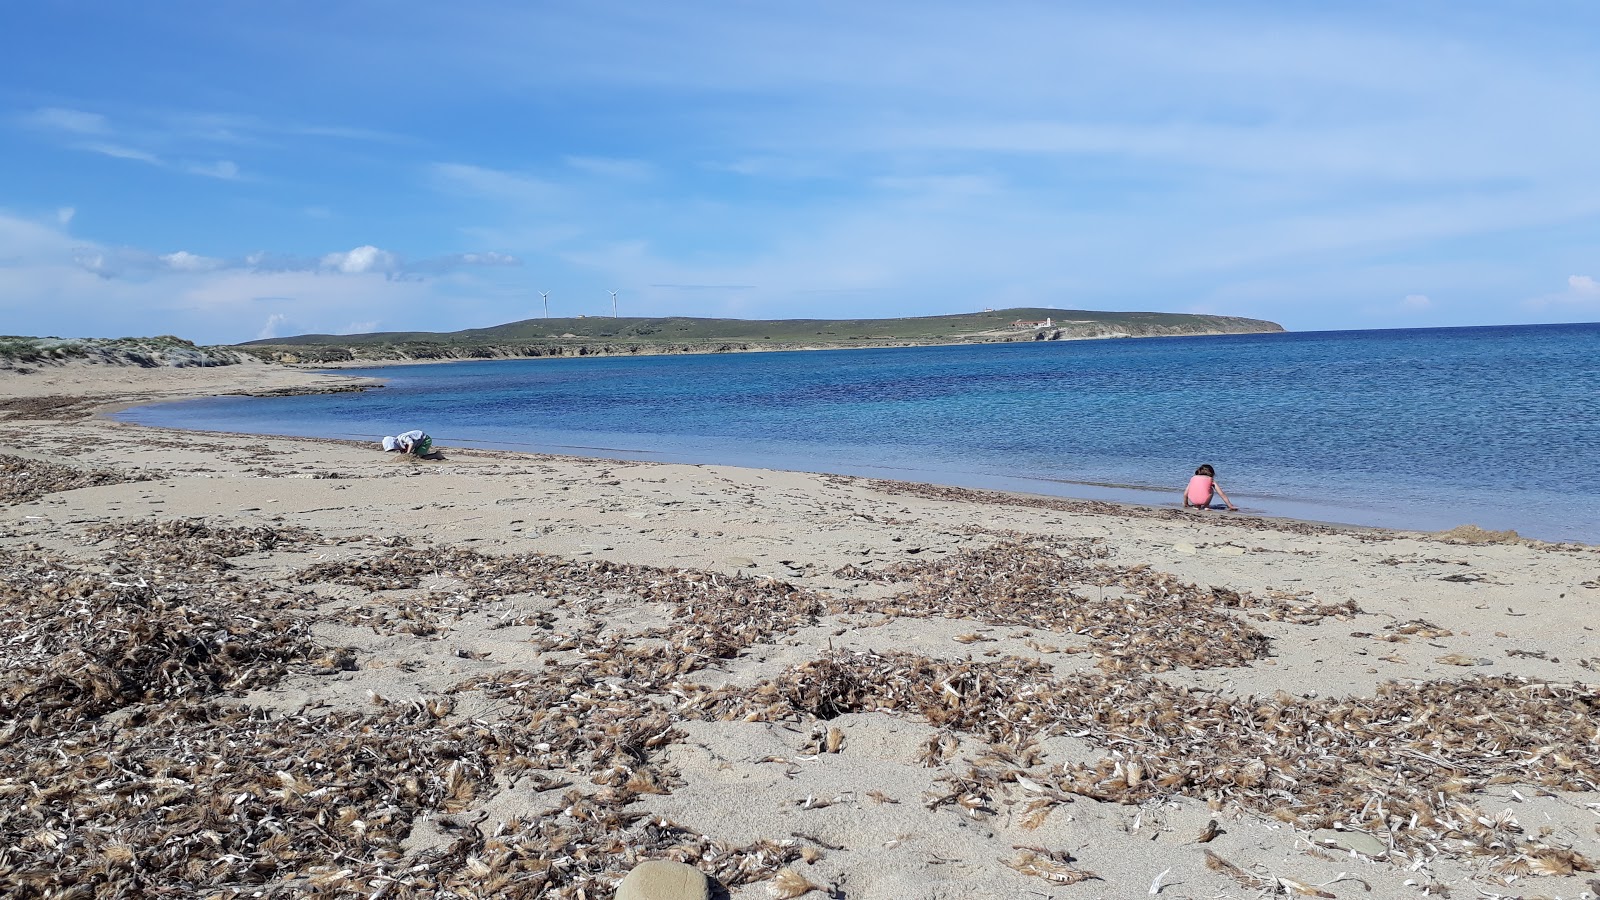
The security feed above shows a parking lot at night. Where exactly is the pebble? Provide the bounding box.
[616,860,711,900]
[726,556,756,568]
[1311,828,1388,857]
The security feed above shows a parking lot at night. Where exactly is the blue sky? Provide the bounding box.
[3,1,1597,343]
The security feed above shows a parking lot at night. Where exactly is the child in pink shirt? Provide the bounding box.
[1183,464,1237,510]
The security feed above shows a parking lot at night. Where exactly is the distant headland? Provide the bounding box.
[236,308,1284,365]
[1,308,1284,371]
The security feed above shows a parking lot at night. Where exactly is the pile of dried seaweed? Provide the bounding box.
[0,550,317,731]
[11,517,1580,894]
[0,453,158,505]
[402,814,808,899]
[0,537,824,897]
[299,546,832,673]
[87,517,323,577]
[0,394,108,422]
[299,540,1351,679]
[692,649,1599,871]
[835,540,1358,672]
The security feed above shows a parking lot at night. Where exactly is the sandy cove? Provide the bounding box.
[1,360,1597,900]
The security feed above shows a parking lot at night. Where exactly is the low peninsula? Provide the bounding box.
[236,307,1284,364]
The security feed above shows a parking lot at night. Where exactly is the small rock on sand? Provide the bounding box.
[616,860,711,900]
[1311,828,1388,857]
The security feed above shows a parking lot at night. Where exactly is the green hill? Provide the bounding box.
[236,308,1283,363]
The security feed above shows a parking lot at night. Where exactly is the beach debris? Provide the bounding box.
[0,452,160,505]
[825,726,845,753]
[831,538,1358,673]
[86,517,322,575]
[0,394,112,421]
[0,548,316,731]
[1434,524,1526,545]
[1205,851,1335,896]
[694,649,1600,870]
[1002,847,1099,884]
[1387,618,1454,640]
[769,866,825,898]
[1,478,1592,898]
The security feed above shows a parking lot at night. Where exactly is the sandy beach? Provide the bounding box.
[1,359,1596,900]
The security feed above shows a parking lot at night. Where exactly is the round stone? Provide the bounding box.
[616,860,711,900]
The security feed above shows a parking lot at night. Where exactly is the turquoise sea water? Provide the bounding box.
[118,323,1600,543]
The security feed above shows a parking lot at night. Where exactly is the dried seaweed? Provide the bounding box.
[0,552,316,734]
[87,517,323,575]
[693,649,1599,867]
[0,453,159,505]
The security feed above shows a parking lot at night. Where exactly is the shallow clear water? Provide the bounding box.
[118,323,1600,543]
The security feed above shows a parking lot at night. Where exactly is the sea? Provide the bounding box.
[116,323,1600,544]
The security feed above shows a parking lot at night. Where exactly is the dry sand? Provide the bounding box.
[1,360,1597,900]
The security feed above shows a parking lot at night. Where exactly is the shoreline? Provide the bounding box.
[3,360,1597,898]
[105,358,1594,547]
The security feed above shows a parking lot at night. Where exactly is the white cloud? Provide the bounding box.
[344,320,379,334]
[1522,275,1600,312]
[1402,293,1432,310]
[321,245,399,274]
[258,313,289,340]
[161,251,225,272]
[0,210,513,343]
[56,207,76,225]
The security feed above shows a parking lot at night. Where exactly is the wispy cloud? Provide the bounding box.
[76,142,161,164]
[104,241,519,280]
[185,159,240,180]
[22,107,108,134]
[14,103,405,182]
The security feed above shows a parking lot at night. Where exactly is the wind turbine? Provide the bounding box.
[541,291,549,319]
[610,291,618,318]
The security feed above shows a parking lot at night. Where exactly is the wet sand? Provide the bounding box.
[1,360,1596,899]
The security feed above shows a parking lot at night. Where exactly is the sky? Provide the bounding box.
[2,1,1598,344]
